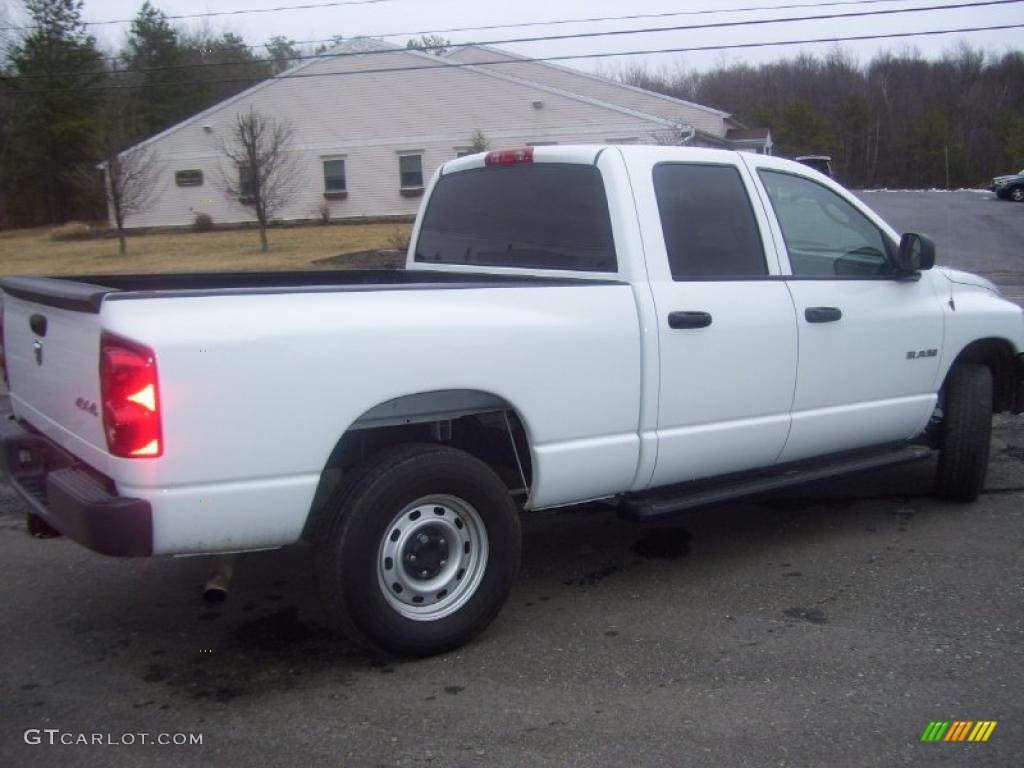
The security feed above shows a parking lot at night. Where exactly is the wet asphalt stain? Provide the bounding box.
[444,685,465,695]
[783,571,803,577]
[1002,446,1024,461]
[233,606,325,653]
[564,564,619,587]
[369,659,396,675]
[137,606,366,704]
[892,508,916,532]
[784,607,828,625]
[604,630,619,637]
[631,527,692,560]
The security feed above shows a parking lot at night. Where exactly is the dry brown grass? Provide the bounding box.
[0,222,411,276]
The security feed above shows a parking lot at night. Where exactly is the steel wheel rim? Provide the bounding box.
[377,494,489,621]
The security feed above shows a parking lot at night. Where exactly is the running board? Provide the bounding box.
[618,444,934,521]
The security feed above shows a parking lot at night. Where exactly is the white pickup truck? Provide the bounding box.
[2,146,1022,656]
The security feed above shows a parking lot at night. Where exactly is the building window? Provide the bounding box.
[322,158,347,198]
[175,169,203,186]
[238,164,257,202]
[399,153,424,195]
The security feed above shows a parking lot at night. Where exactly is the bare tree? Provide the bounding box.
[649,122,697,146]
[217,106,299,251]
[100,143,162,254]
[91,106,163,255]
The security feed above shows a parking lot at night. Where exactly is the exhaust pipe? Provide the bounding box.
[203,556,236,602]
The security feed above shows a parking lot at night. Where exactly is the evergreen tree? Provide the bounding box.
[406,35,451,56]
[5,0,105,224]
[266,35,300,75]
[182,31,272,106]
[122,1,197,136]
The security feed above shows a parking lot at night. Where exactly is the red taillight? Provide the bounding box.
[100,332,162,458]
[484,147,534,166]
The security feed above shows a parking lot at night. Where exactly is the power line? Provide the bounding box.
[0,0,994,56]
[3,0,1019,82]
[0,0,401,32]
[4,22,1022,96]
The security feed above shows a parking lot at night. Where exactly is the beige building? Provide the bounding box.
[115,40,771,229]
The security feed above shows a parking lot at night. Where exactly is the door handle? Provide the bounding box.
[804,306,842,323]
[668,311,712,329]
[29,314,48,336]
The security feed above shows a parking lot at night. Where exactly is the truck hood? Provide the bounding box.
[936,267,1000,295]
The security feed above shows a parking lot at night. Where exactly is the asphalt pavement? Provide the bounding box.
[1,190,1023,767]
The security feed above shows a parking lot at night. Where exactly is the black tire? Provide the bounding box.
[1010,186,1024,203]
[935,363,993,502]
[314,443,520,657]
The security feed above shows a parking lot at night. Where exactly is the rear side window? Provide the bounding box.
[653,163,767,280]
[414,164,617,272]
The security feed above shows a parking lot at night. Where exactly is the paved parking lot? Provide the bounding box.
[1,191,1023,767]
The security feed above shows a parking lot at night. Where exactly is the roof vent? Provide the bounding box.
[532,100,544,110]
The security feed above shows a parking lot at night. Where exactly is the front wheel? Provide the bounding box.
[314,443,520,657]
[1010,186,1024,202]
[935,363,993,502]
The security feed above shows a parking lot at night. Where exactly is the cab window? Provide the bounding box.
[653,163,767,280]
[758,170,892,277]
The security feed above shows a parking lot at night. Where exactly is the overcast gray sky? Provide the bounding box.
[14,0,1024,71]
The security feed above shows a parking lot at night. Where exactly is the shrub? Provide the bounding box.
[387,225,411,253]
[49,221,93,241]
[192,212,214,232]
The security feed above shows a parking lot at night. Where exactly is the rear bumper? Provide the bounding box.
[0,419,152,556]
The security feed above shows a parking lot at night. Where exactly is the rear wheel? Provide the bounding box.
[935,363,993,502]
[314,443,520,657]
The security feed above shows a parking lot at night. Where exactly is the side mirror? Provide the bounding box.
[895,233,935,273]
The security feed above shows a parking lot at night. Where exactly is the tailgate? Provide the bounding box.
[1,278,112,455]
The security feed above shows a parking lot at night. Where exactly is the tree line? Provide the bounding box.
[615,44,1024,189]
[2,1,1022,232]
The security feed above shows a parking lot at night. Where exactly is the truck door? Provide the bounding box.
[744,156,944,462]
[628,151,799,487]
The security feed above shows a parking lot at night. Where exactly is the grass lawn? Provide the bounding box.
[0,222,410,276]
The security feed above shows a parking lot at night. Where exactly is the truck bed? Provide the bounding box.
[0,270,611,313]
